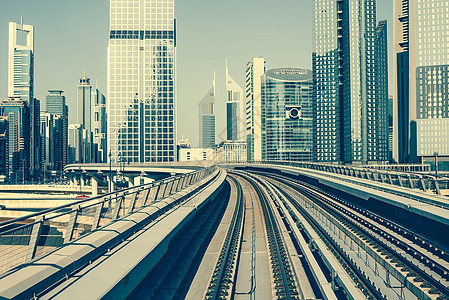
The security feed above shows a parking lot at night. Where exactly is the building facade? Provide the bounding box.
[372,20,389,162]
[179,148,214,162]
[246,57,265,161]
[0,117,9,180]
[0,97,30,183]
[198,73,215,148]
[46,90,68,168]
[68,124,82,164]
[225,60,244,141]
[261,68,313,162]
[313,0,378,164]
[40,112,53,176]
[107,0,176,163]
[8,20,39,179]
[215,140,247,163]
[92,87,107,163]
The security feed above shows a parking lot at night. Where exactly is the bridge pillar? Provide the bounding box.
[91,175,99,197]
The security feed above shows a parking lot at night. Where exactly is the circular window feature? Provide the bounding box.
[289,108,299,119]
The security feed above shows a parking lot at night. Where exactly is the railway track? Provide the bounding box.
[205,175,245,299]
[256,171,449,300]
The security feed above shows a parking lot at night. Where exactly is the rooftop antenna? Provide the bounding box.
[20,13,23,26]
[83,68,86,78]
[213,70,216,96]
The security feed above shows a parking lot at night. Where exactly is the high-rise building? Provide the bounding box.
[225,60,244,141]
[8,20,39,179]
[198,73,215,148]
[395,0,449,164]
[0,117,9,180]
[92,87,107,163]
[388,95,394,162]
[77,75,92,131]
[68,124,82,164]
[372,20,389,162]
[261,68,313,161]
[46,90,68,168]
[246,57,265,161]
[40,112,54,175]
[393,0,412,163]
[313,0,377,163]
[107,0,176,163]
[0,97,30,183]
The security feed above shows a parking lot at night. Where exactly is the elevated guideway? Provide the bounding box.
[0,166,224,299]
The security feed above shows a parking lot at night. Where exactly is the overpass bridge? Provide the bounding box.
[0,162,448,299]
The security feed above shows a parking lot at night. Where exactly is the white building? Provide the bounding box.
[198,73,215,148]
[225,60,244,141]
[246,57,265,161]
[215,140,247,163]
[107,0,176,163]
[179,148,215,162]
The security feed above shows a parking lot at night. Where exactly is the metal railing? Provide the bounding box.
[239,160,448,195]
[0,166,216,275]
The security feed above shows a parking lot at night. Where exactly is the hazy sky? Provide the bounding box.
[0,0,393,147]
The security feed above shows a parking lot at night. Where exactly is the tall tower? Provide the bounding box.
[225,60,244,141]
[77,75,92,132]
[313,0,377,163]
[245,57,265,161]
[46,90,68,169]
[92,86,107,163]
[198,73,215,148]
[8,20,39,179]
[107,0,176,163]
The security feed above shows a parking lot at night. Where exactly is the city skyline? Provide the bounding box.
[0,0,393,147]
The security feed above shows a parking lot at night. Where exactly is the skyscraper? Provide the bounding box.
[0,117,9,179]
[46,90,68,168]
[8,20,39,179]
[40,112,54,175]
[107,0,176,163]
[68,124,82,164]
[225,60,244,141]
[92,87,107,163]
[77,75,92,132]
[313,0,377,163]
[246,57,265,161]
[261,68,313,161]
[372,20,389,162]
[198,73,215,148]
[393,0,412,163]
[0,97,30,183]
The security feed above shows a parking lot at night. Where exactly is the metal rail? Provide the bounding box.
[205,175,244,300]
[234,172,298,300]
[262,172,449,299]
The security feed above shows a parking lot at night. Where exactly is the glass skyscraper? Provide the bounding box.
[46,90,68,169]
[198,73,215,148]
[261,68,313,162]
[414,0,449,159]
[107,0,176,163]
[313,0,379,163]
[8,20,39,179]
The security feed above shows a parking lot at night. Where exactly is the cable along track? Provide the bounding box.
[259,172,449,300]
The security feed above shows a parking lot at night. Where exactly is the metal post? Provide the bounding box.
[92,201,105,230]
[26,216,44,262]
[64,205,80,243]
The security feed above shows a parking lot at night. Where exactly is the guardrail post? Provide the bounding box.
[163,181,173,197]
[64,205,80,244]
[186,174,194,186]
[419,177,427,192]
[113,194,124,220]
[407,175,414,189]
[387,173,393,185]
[379,172,385,183]
[142,185,152,206]
[156,182,167,199]
[25,216,44,262]
[129,190,140,212]
[92,201,105,230]
[433,178,441,195]
[397,175,404,187]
